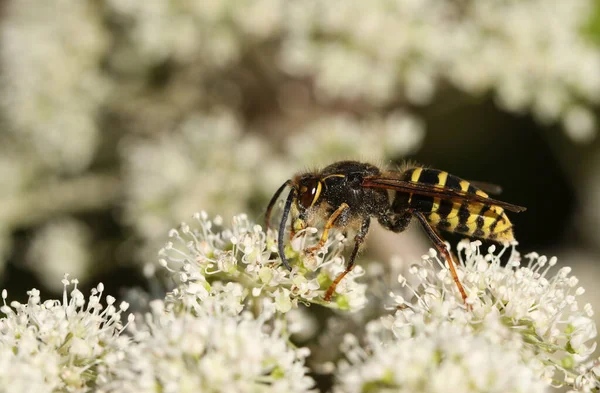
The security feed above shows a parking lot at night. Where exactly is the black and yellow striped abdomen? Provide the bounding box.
[396,167,514,241]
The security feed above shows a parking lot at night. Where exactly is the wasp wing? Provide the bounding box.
[361,176,526,213]
[467,180,503,195]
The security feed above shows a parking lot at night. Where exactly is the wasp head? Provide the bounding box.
[297,177,323,212]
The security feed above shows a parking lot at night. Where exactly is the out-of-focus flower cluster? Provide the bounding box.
[26,219,93,292]
[0,0,109,173]
[283,0,600,142]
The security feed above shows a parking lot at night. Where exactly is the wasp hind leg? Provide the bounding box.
[324,216,370,302]
[413,211,469,306]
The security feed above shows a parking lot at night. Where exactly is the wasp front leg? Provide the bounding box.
[291,207,307,241]
[306,203,350,253]
[325,216,370,302]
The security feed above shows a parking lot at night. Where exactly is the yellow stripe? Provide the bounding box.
[411,168,423,183]
[408,168,422,204]
[466,222,478,234]
[475,190,489,198]
[322,174,346,181]
[310,181,323,208]
[492,215,512,234]
[459,180,470,192]
[477,206,510,239]
[490,206,504,215]
[446,215,460,230]
[437,171,448,187]
[428,197,442,224]
[447,202,460,218]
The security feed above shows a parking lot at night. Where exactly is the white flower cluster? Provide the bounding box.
[159,212,368,312]
[334,321,548,393]
[0,277,316,393]
[282,0,600,141]
[0,0,109,172]
[2,216,600,392]
[105,0,600,141]
[285,112,424,166]
[98,295,315,393]
[336,240,599,391]
[105,0,283,72]
[122,111,270,244]
[405,242,594,373]
[0,276,132,393]
[26,218,93,292]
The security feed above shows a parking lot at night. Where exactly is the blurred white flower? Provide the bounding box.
[123,111,270,243]
[26,218,93,292]
[0,345,58,393]
[0,149,37,199]
[286,307,319,342]
[106,0,283,72]
[0,276,132,393]
[334,322,549,393]
[0,0,110,172]
[159,212,368,312]
[282,0,600,140]
[97,298,315,393]
[563,106,596,143]
[284,112,425,166]
[388,240,596,387]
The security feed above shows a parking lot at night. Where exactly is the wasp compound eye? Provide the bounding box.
[299,179,322,209]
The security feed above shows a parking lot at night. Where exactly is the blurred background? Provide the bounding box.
[1,0,600,336]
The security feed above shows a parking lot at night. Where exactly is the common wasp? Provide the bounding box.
[265,160,526,303]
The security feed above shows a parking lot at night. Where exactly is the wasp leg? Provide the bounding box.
[324,216,370,302]
[306,203,349,253]
[413,211,469,305]
[290,212,307,241]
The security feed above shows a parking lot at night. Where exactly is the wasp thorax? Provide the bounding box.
[298,178,322,209]
[346,173,363,189]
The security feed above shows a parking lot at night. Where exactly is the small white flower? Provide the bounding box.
[334,322,548,393]
[160,212,368,312]
[388,241,597,388]
[98,298,315,393]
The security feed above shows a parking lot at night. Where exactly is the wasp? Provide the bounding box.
[265,160,526,303]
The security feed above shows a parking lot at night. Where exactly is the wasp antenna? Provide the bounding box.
[278,186,296,271]
[265,180,293,229]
